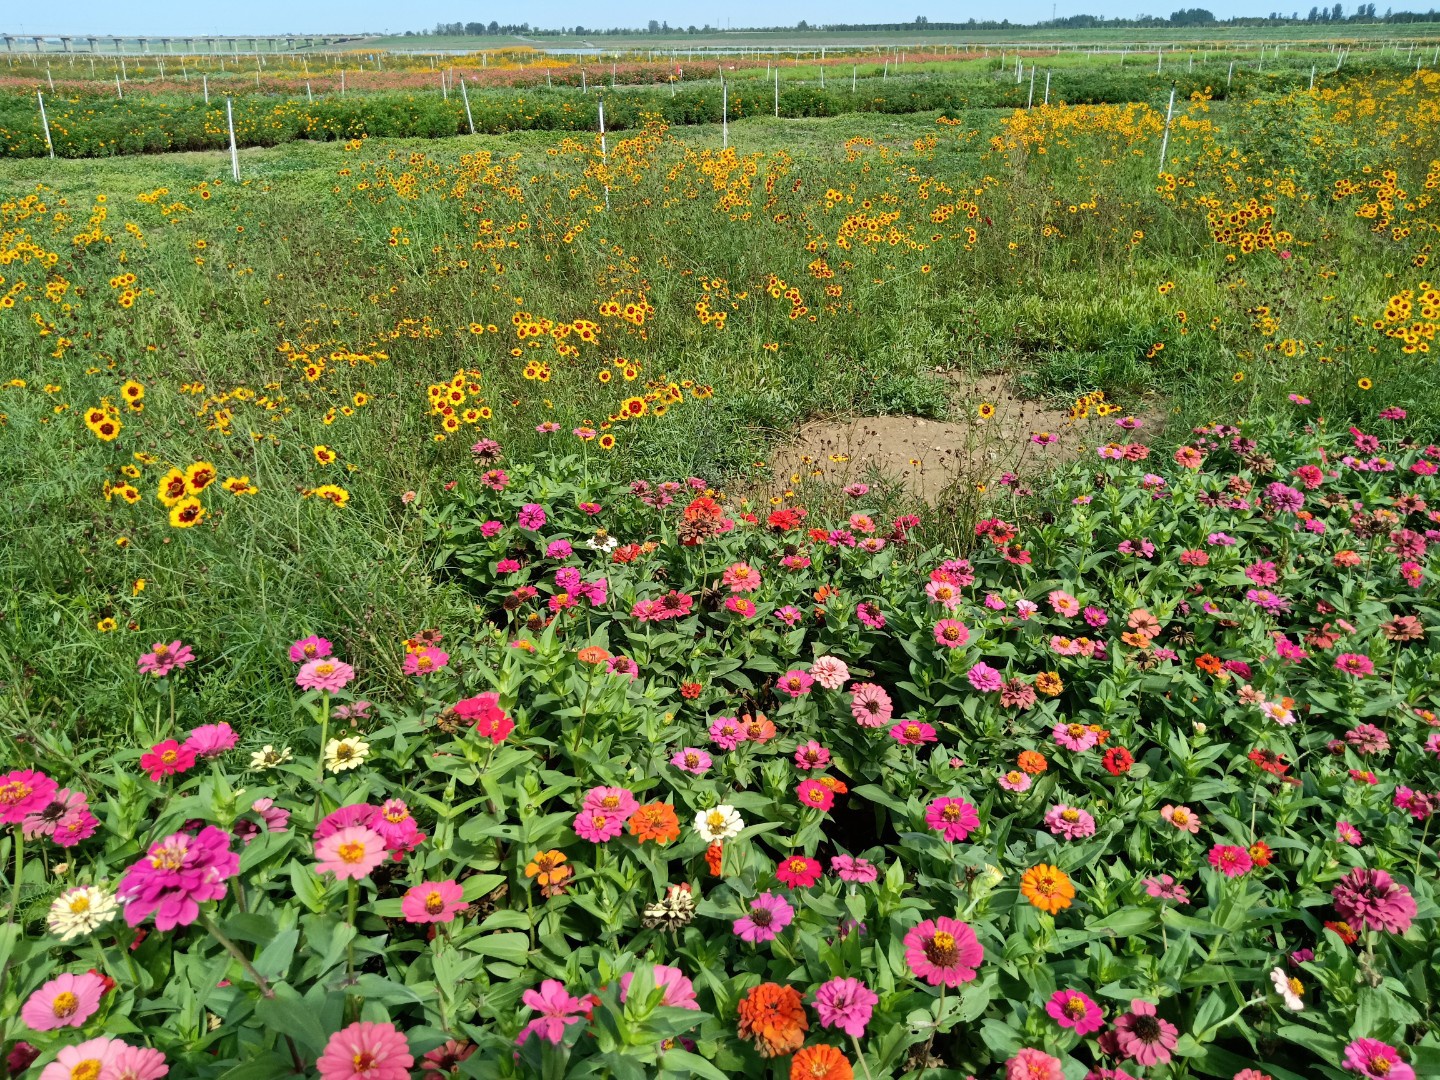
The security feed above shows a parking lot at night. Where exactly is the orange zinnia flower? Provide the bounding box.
[1020,863,1075,914]
[737,982,807,1058]
[576,646,611,664]
[1034,671,1063,697]
[1195,653,1222,675]
[524,849,569,886]
[629,802,680,845]
[790,1044,853,1080]
[1017,750,1048,775]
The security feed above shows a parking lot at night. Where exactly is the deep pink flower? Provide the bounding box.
[856,602,886,629]
[289,635,333,663]
[1208,845,1254,878]
[890,720,937,746]
[517,504,548,530]
[934,619,971,648]
[793,740,831,770]
[454,692,514,743]
[139,740,196,783]
[1045,804,1096,841]
[1113,999,1178,1066]
[317,1021,413,1080]
[967,662,1004,692]
[796,779,835,812]
[401,880,466,924]
[620,964,699,1010]
[926,797,980,842]
[403,647,449,676]
[1332,868,1417,934]
[1335,653,1375,677]
[671,747,713,775]
[0,769,57,824]
[1342,1038,1415,1080]
[183,723,237,760]
[733,892,793,943]
[21,787,90,842]
[516,980,587,1046]
[813,977,877,1037]
[903,916,983,986]
[830,855,878,883]
[296,658,355,693]
[775,854,823,889]
[573,810,624,843]
[709,717,745,750]
[118,826,239,930]
[1046,989,1104,1035]
[581,786,638,820]
[777,669,815,698]
[21,971,106,1031]
[137,641,194,678]
[372,800,426,859]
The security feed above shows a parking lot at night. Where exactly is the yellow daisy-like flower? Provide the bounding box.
[168,498,205,529]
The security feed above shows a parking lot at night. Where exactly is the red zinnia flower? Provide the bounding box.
[1102,747,1134,776]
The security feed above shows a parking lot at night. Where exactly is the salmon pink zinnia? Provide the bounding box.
[400,880,466,924]
[316,1020,414,1080]
[314,826,387,881]
[20,971,106,1031]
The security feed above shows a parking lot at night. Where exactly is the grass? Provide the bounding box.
[1,70,1436,737]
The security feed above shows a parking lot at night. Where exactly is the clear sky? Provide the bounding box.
[12,2,1298,38]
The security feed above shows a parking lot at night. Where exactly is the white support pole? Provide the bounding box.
[1227,60,1234,88]
[460,77,474,134]
[1044,69,1051,105]
[306,80,312,102]
[722,78,728,148]
[226,97,240,181]
[37,91,55,158]
[852,64,857,91]
[341,68,345,95]
[116,73,123,99]
[1157,48,1162,73]
[775,66,779,116]
[1309,64,1316,89]
[203,73,209,103]
[1027,66,1035,108]
[582,67,587,93]
[1157,84,1177,175]
[46,64,53,91]
[597,97,610,212]
[441,71,447,100]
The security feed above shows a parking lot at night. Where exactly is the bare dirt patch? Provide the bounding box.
[769,375,1164,502]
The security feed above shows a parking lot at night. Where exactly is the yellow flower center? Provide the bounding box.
[337,841,367,864]
[1062,809,1080,823]
[52,991,79,1017]
[425,891,446,915]
[69,895,91,914]
[1065,997,1087,1019]
[315,663,335,677]
[71,1062,103,1080]
[924,930,958,966]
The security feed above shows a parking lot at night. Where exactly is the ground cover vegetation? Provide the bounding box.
[0,53,1438,1080]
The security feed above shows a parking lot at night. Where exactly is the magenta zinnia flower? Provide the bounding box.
[20,971,106,1031]
[137,641,194,678]
[890,720,937,746]
[777,669,815,697]
[1342,1038,1415,1080]
[403,647,449,676]
[317,1020,413,1080]
[1046,989,1104,1035]
[1113,999,1178,1066]
[1332,868,1417,934]
[813,977,878,1037]
[849,683,894,727]
[925,796,980,842]
[139,739,196,783]
[775,854,823,889]
[581,786,638,821]
[1044,804,1096,841]
[966,662,1004,692]
[314,826,387,881]
[516,980,587,1046]
[670,747,713,776]
[796,779,835,812]
[1208,844,1253,878]
[289,635,333,663]
[296,658,355,693]
[903,916,983,986]
[0,769,58,823]
[830,854,878,883]
[401,880,466,924]
[733,891,794,943]
[118,825,239,930]
[183,722,237,760]
[573,809,624,842]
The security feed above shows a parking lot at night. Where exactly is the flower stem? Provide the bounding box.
[6,828,23,924]
[918,982,947,1068]
[200,913,274,999]
[315,691,331,788]
[851,1034,875,1080]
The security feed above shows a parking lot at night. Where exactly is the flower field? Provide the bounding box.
[0,54,1439,1080]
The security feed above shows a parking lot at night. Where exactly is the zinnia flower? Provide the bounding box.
[890,720,937,746]
[1006,1048,1065,1080]
[182,722,237,760]
[1332,868,1417,934]
[736,982,808,1058]
[21,971,107,1031]
[629,802,680,844]
[1046,989,1104,1035]
[401,880,466,924]
[316,1020,414,1080]
[36,1038,123,1080]
[933,619,970,648]
[1208,844,1253,878]
[47,885,118,941]
[323,737,370,773]
[289,635,333,663]
[1342,1038,1415,1080]
[903,916,983,986]
[0,769,57,823]
[734,892,793,943]
[1020,864,1074,914]
[925,796,980,842]
[1269,967,1305,1011]
[776,854,823,889]
[104,1044,170,1080]
[403,647,449,676]
[296,659,355,693]
[813,977,877,1037]
[848,683,893,727]
[139,740,196,783]
[1044,804,1096,840]
[693,804,744,843]
[1160,804,1201,833]
[809,656,850,690]
[117,825,239,930]
[314,826,387,881]
[790,1045,852,1080]
[620,964,699,1010]
[830,854,878,883]
[1113,999,1178,1066]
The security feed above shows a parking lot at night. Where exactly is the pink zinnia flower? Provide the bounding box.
[296,658,355,693]
[733,891,793,943]
[401,880,466,924]
[454,693,514,743]
[0,769,57,824]
[21,971,106,1031]
[856,601,886,628]
[998,770,1032,793]
[317,1021,413,1080]
[403,647,449,676]
[104,1044,170,1079]
[516,980,587,1046]
[573,810,624,843]
[1208,844,1253,878]
[933,619,971,648]
[517,503,548,530]
[23,788,97,847]
[1006,1048,1065,1080]
[809,656,850,690]
[775,854,823,889]
[721,562,760,592]
[925,796,980,842]
[250,798,290,834]
[813,977,878,1037]
[36,1038,123,1080]
[1337,820,1364,846]
[314,826,387,881]
[670,747,713,775]
[777,669,815,697]
[1160,804,1201,834]
[709,717,745,750]
[830,854,878,882]
[1332,868,1417,934]
[118,825,239,930]
[1334,653,1375,677]
[966,662,1004,692]
[1144,875,1190,902]
[1342,1038,1415,1080]
[1046,989,1104,1035]
[137,641,194,678]
[1053,723,1099,752]
[620,964,699,1010]
[796,779,835,812]
[903,916,983,986]
[581,786,638,821]
[289,635,333,663]
[139,739,196,783]
[1113,999,1178,1066]
[1045,804,1096,841]
[794,740,831,770]
[372,800,425,860]
[849,683,893,727]
[725,596,757,618]
[183,722,237,760]
[890,720,937,746]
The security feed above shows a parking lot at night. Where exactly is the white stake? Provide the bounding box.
[1309,64,1316,89]
[1227,60,1234,88]
[1157,84,1177,175]
[37,91,55,158]
[226,96,240,181]
[1028,66,1035,107]
[722,78,728,148]
[852,64,857,91]
[597,97,610,211]
[46,64,53,91]
[1157,49,1162,73]
[306,80,312,102]
[341,69,345,95]
[116,73,123,99]
[203,73,208,103]
[460,77,474,134]
[441,71,447,100]
[582,68,587,92]
[775,66,779,116]
[1044,69,1051,105]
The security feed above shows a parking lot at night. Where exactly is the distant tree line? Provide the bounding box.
[410,7,1438,35]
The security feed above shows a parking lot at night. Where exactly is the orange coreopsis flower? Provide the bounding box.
[1020,864,1075,914]
[629,802,680,845]
[737,983,807,1058]
[1017,750,1048,775]
[791,1044,853,1080]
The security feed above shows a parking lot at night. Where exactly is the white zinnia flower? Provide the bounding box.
[323,736,370,773]
[693,804,743,843]
[1270,966,1305,1011]
[47,885,118,942]
[250,744,293,771]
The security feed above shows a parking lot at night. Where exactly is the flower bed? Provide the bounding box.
[3,401,1438,1079]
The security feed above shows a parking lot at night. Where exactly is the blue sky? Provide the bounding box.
[15,2,1297,38]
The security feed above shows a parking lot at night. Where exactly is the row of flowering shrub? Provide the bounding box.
[3,398,1438,1079]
